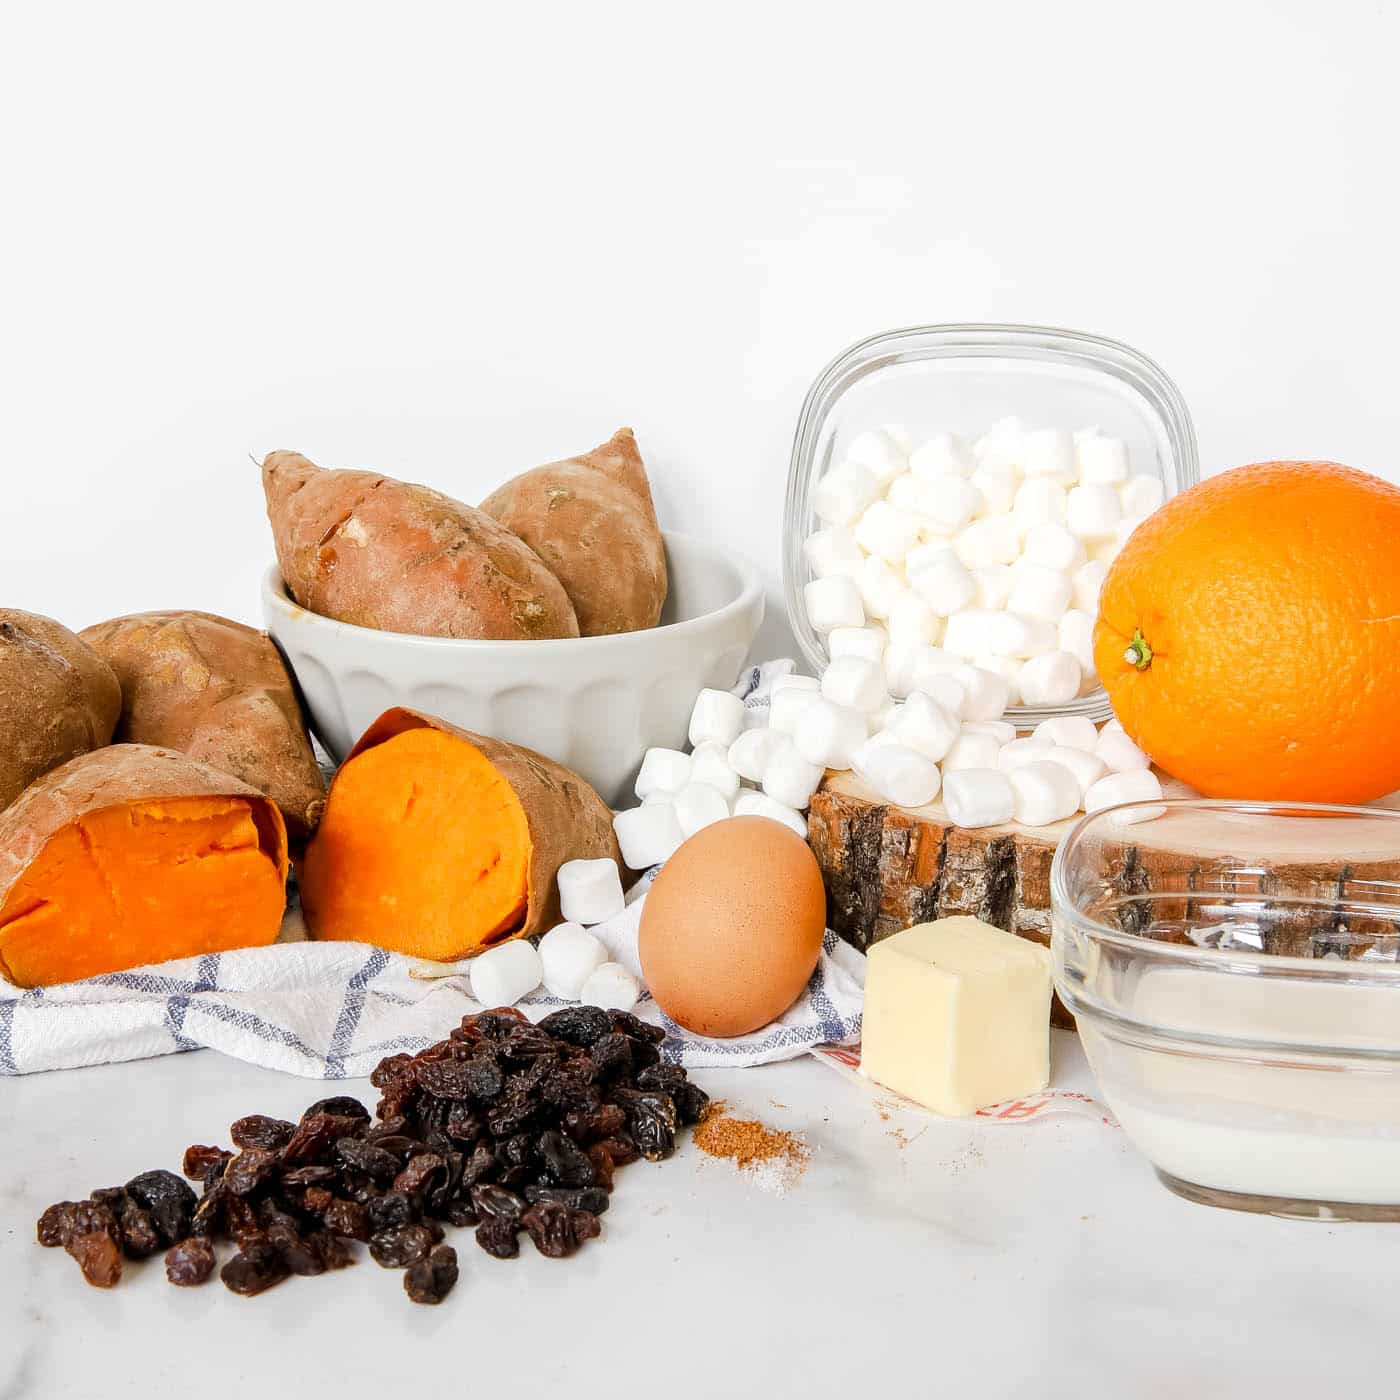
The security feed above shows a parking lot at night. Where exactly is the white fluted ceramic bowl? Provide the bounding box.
[262,531,763,807]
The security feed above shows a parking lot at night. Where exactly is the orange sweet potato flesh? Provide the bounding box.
[301,708,620,960]
[0,745,288,988]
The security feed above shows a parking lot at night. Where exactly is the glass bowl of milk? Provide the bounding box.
[1051,798,1400,1220]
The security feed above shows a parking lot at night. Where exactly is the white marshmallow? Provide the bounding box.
[855,499,922,562]
[920,475,983,533]
[914,673,967,717]
[772,673,821,694]
[1021,427,1077,481]
[873,699,903,732]
[770,685,821,735]
[883,426,914,454]
[857,743,941,809]
[974,417,1025,470]
[794,699,868,770]
[557,857,626,925]
[961,719,1016,745]
[943,769,1015,828]
[996,736,1055,773]
[1101,717,1127,738]
[728,727,787,784]
[1009,760,1082,826]
[805,575,865,632]
[1018,650,1083,706]
[822,655,887,713]
[578,961,640,1013]
[1058,608,1096,675]
[952,664,1012,721]
[470,940,543,1009]
[970,653,1022,687]
[613,804,685,869]
[689,687,746,749]
[885,472,941,526]
[689,746,741,802]
[539,921,609,1000]
[944,609,1047,659]
[828,625,887,663]
[1021,522,1086,573]
[802,525,864,581]
[1033,716,1100,752]
[1115,514,1148,549]
[1066,484,1122,541]
[1120,473,1165,518]
[886,591,940,650]
[674,781,733,836]
[1040,744,1106,800]
[642,788,678,806]
[942,732,1002,772]
[1072,559,1109,612]
[762,738,826,810]
[1006,565,1072,621]
[1088,538,1120,566]
[887,691,960,761]
[1074,425,1101,445]
[907,547,977,616]
[909,431,974,479]
[856,555,904,621]
[1084,768,1165,823]
[1012,478,1068,534]
[969,462,1018,515]
[846,428,908,485]
[634,747,692,801]
[813,461,880,525]
[971,564,1014,610]
[954,515,1021,567]
[733,790,808,839]
[1077,434,1130,485]
[1096,728,1151,773]
[881,642,922,700]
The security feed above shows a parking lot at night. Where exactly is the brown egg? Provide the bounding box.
[639,815,826,1037]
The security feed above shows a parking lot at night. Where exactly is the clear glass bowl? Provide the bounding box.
[1051,799,1400,1221]
[783,323,1199,723]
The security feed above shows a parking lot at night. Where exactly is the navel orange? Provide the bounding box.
[1094,461,1400,803]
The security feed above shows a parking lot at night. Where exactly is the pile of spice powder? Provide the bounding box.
[693,1101,810,1194]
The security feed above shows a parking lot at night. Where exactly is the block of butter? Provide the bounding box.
[861,916,1052,1115]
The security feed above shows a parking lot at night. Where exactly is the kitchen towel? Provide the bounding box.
[0,661,866,1079]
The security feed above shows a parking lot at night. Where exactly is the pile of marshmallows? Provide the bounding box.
[803,419,1164,706]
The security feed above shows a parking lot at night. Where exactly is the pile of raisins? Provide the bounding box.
[35,1005,707,1306]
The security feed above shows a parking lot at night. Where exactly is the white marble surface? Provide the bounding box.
[2,1034,1394,1399]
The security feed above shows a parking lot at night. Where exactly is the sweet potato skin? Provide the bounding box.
[480,428,667,636]
[79,610,327,846]
[0,609,122,810]
[262,451,580,641]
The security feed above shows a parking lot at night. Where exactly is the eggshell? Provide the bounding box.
[638,815,826,1038]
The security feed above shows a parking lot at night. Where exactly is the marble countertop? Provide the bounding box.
[3,1033,1394,1399]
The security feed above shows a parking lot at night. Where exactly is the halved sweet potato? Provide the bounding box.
[0,745,289,988]
[300,708,620,961]
[80,610,326,846]
[262,451,580,640]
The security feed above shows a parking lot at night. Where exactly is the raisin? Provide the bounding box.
[182,1144,229,1181]
[520,1200,600,1259]
[486,1095,535,1138]
[446,1105,486,1142]
[224,1193,264,1248]
[230,1114,296,1152]
[426,1151,465,1217]
[68,1231,123,1287]
[610,1010,666,1044]
[474,1216,519,1259]
[589,1032,633,1081]
[165,1236,217,1286]
[404,1244,459,1304]
[310,1231,357,1271]
[443,1198,479,1228]
[90,1186,128,1210]
[562,1103,625,1144]
[335,1138,401,1183]
[365,1115,410,1141]
[469,1008,528,1041]
[221,1241,289,1296]
[116,1197,164,1259]
[610,1088,678,1161]
[36,1202,76,1247]
[322,1198,371,1242]
[524,1185,610,1215]
[461,1143,498,1189]
[417,1056,504,1102]
[268,1221,325,1277]
[124,1170,197,1246]
[368,1223,435,1269]
[52,1199,120,1248]
[595,1135,640,1167]
[301,1095,370,1124]
[538,1005,613,1047]
[281,1112,364,1167]
[223,1149,282,1198]
[392,1152,447,1197]
[279,1164,337,1187]
[470,1184,525,1225]
[302,1186,334,1214]
[364,1135,421,1160]
[586,1144,616,1191]
[499,1134,536,1173]
[366,1192,417,1233]
[190,1185,226,1239]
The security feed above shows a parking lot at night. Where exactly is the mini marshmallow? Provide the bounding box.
[883,425,914,453]
[762,738,826,810]
[805,575,865,632]
[689,687,746,749]
[910,431,974,479]
[1021,522,1086,573]
[814,461,880,526]
[971,564,1014,610]
[1040,744,1106,799]
[1058,609,1095,674]
[635,747,692,800]
[970,653,1022,686]
[952,664,1012,722]
[1120,473,1165,518]
[613,804,685,869]
[1009,760,1082,827]
[1012,478,1068,534]
[855,499,922,562]
[944,608,1043,658]
[857,743,941,809]
[942,732,1002,772]
[828,625,887,663]
[1101,716,1127,738]
[1077,434,1130,485]
[954,515,1021,567]
[728,727,787,784]
[1096,728,1151,773]
[642,789,678,807]
[674,781,732,837]
[793,698,868,769]
[886,472,940,523]
[1072,559,1109,612]
[1088,538,1120,566]
[822,655,887,713]
[803,526,864,580]
[920,475,983,533]
[1034,715,1100,752]
[913,672,967,717]
[881,642,922,699]
[974,417,1025,470]
[857,555,905,621]
[1115,513,1148,549]
[470,939,543,1008]
[557,857,626,925]
[969,462,1018,515]
[772,673,821,695]
[1084,768,1165,823]
[887,691,960,761]
[539,921,609,1000]
[1006,565,1072,621]
[1066,484,1122,541]
[961,719,1016,745]
[846,428,909,485]
[689,746,741,802]
[886,591,940,650]
[907,547,977,616]
[996,736,1055,773]
[578,961,641,1014]
[873,699,903,732]
[1021,427,1077,481]
[1018,650,1083,706]
[943,769,1015,828]
[733,790,808,839]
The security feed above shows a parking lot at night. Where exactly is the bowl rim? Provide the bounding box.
[261,528,763,652]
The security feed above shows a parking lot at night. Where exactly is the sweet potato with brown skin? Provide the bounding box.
[0,744,289,988]
[300,707,621,961]
[80,610,326,846]
[0,610,122,811]
[262,451,580,641]
[480,428,668,636]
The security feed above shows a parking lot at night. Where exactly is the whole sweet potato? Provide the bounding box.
[480,428,668,636]
[80,610,326,845]
[0,609,122,810]
[262,451,580,641]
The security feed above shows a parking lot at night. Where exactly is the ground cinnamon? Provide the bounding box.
[693,1101,810,1192]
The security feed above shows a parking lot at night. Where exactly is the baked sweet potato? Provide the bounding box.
[0,609,122,810]
[301,707,620,961]
[480,428,668,636]
[262,451,580,640]
[80,610,326,846]
[0,744,289,988]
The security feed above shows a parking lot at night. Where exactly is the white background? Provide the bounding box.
[4,0,1397,658]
